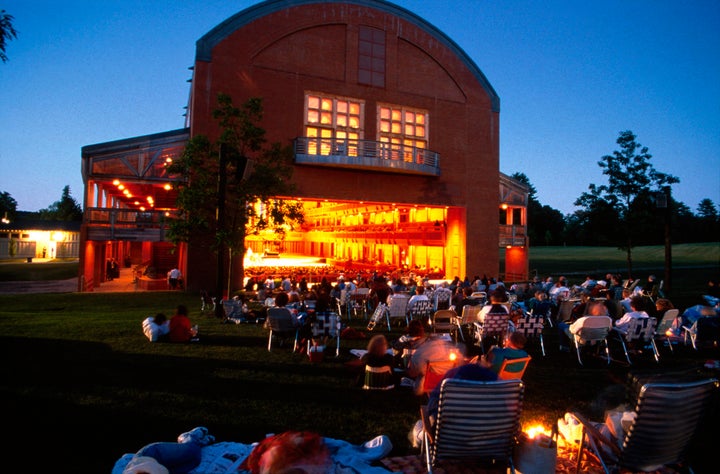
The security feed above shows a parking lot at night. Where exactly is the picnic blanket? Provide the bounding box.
[112,427,393,474]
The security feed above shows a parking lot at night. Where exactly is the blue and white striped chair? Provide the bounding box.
[420,378,524,473]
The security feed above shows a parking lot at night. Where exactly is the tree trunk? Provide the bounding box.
[625,238,633,280]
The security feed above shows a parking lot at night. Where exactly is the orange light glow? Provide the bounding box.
[501,203,508,210]
[118,184,125,190]
[524,424,551,439]
[163,184,172,191]
[112,179,120,186]
[449,352,457,361]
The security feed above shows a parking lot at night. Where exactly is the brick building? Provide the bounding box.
[79,0,527,292]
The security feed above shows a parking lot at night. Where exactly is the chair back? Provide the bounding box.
[460,305,482,325]
[481,312,510,339]
[496,356,532,380]
[421,358,459,394]
[655,309,679,334]
[433,288,453,311]
[267,307,297,332]
[696,316,720,348]
[431,309,458,333]
[408,299,434,321]
[574,316,612,344]
[556,299,578,322]
[362,365,395,390]
[620,378,719,471]
[430,379,524,466]
[311,311,340,338]
[622,317,656,343]
[222,300,241,319]
[515,313,544,337]
[387,294,410,318]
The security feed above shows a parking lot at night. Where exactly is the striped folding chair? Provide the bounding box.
[515,312,546,356]
[420,379,525,473]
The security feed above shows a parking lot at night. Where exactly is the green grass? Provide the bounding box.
[1,245,719,473]
[0,258,78,281]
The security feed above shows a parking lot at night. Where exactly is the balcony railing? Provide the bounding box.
[294,137,440,176]
[84,208,172,241]
[499,224,527,247]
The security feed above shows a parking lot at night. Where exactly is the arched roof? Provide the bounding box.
[195,0,500,112]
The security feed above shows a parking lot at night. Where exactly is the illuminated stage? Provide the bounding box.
[244,254,329,268]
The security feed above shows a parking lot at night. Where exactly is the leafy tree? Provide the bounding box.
[39,186,83,221]
[696,198,719,242]
[575,130,678,276]
[0,10,17,63]
[168,94,303,309]
[510,172,565,245]
[0,190,17,222]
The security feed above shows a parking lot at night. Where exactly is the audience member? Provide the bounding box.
[407,336,455,395]
[407,285,429,307]
[169,305,198,343]
[142,313,169,342]
[484,332,528,374]
[362,334,394,368]
[392,320,429,367]
[559,300,610,351]
[409,353,498,447]
[614,295,649,331]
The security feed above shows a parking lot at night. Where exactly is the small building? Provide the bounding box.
[0,212,80,260]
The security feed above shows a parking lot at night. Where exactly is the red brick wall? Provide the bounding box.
[188,1,500,289]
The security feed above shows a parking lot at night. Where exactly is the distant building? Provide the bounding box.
[79,0,528,292]
[0,212,80,260]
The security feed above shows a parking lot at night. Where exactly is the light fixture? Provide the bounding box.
[1,212,9,224]
[163,184,172,191]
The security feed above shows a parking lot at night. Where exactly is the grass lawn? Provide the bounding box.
[1,244,718,473]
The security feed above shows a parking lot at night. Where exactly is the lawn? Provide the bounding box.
[1,245,718,473]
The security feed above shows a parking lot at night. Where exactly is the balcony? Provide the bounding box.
[499,225,527,247]
[84,208,171,241]
[294,137,440,176]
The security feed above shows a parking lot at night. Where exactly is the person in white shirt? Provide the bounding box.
[408,285,429,307]
[615,295,649,331]
[142,313,170,342]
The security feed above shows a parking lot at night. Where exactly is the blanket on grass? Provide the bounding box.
[112,428,393,474]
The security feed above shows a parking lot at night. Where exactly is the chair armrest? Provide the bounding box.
[420,405,434,445]
[567,412,622,458]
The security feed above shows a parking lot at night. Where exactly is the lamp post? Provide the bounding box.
[656,187,672,295]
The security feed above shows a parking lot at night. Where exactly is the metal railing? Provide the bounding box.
[84,208,172,241]
[294,137,440,176]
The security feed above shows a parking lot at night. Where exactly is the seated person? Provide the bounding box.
[142,313,169,342]
[362,334,394,368]
[526,289,552,317]
[392,320,429,368]
[168,305,198,343]
[478,289,510,323]
[407,285,429,307]
[614,295,649,331]
[409,354,497,447]
[406,336,455,395]
[558,300,610,350]
[484,332,528,374]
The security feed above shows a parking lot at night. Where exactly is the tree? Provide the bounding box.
[696,198,719,242]
[510,172,565,245]
[168,94,303,312]
[575,131,678,276]
[0,10,17,63]
[0,190,17,222]
[39,186,83,221]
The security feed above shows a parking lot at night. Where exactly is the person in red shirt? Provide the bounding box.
[169,305,197,343]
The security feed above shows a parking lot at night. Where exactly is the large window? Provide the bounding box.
[305,94,364,156]
[358,26,385,87]
[378,105,428,161]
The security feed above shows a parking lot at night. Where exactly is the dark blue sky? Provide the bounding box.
[1,0,718,215]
